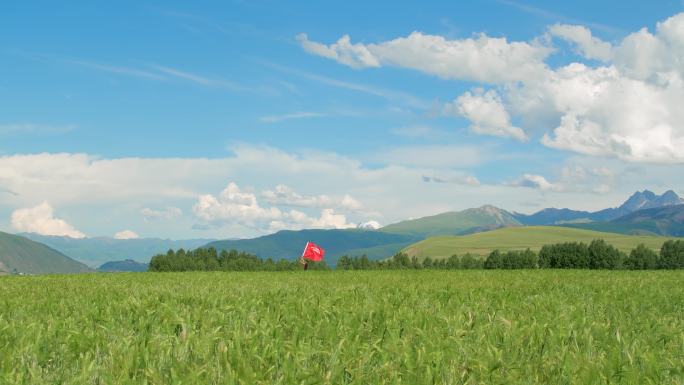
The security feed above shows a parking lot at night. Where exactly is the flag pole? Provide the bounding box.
[300,242,309,270]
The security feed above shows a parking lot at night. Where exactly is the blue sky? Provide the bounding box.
[2,0,684,239]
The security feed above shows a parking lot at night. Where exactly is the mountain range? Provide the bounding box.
[567,204,684,236]
[200,191,684,264]
[513,190,684,225]
[1,189,682,273]
[21,235,215,267]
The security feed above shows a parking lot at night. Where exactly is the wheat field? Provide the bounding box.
[1,270,683,384]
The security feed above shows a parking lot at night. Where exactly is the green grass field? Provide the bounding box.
[1,271,683,384]
[403,226,678,259]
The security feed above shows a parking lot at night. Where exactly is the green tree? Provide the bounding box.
[588,239,623,269]
[484,250,503,269]
[446,255,460,269]
[337,256,352,270]
[393,253,411,268]
[521,249,538,268]
[659,240,684,269]
[625,244,658,270]
[461,254,481,269]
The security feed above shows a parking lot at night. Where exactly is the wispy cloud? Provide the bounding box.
[422,175,481,186]
[390,125,455,139]
[0,187,18,196]
[59,56,271,94]
[151,65,250,92]
[259,60,430,109]
[369,144,488,168]
[156,8,266,39]
[391,125,435,137]
[258,112,326,123]
[64,59,167,80]
[0,123,76,135]
[497,0,623,35]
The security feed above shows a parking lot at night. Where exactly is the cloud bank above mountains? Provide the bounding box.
[0,146,481,237]
[2,144,679,238]
[299,12,684,163]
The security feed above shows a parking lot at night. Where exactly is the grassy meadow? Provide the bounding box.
[1,270,683,384]
[403,226,676,259]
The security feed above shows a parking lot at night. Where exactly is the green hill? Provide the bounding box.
[98,259,148,272]
[0,232,92,274]
[204,229,422,264]
[402,226,677,259]
[381,205,521,237]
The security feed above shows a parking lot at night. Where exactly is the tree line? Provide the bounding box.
[537,239,684,270]
[148,239,683,272]
[337,239,684,270]
[148,248,329,272]
[336,253,485,270]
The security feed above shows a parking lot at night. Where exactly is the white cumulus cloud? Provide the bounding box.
[446,89,527,141]
[140,207,182,221]
[261,184,362,211]
[193,182,283,225]
[297,33,380,69]
[548,24,613,61]
[535,64,684,163]
[513,174,563,192]
[270,208,356,231]
[357,220,382,230]
[300,12,684,163]
[193,182,355,232]
[298,31,552,84]
[114,230,139,239]
[11,202,85,238]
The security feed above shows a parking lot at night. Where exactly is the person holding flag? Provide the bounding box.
[299,241,325,270]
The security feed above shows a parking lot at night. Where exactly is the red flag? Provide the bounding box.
[302,242,325,262]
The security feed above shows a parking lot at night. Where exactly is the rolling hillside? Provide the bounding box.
[22,234,215,267]
[0,232,92,274]
[204,229,421,264]
[381,205,521,237]
[402,226,677,259]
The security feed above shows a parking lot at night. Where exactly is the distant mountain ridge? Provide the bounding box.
[0,232,91,274]
[380,205,521,237]
[21,234,216,267]
[567,204,684,236]
[204,229,421,265]
[515,190,684,225]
